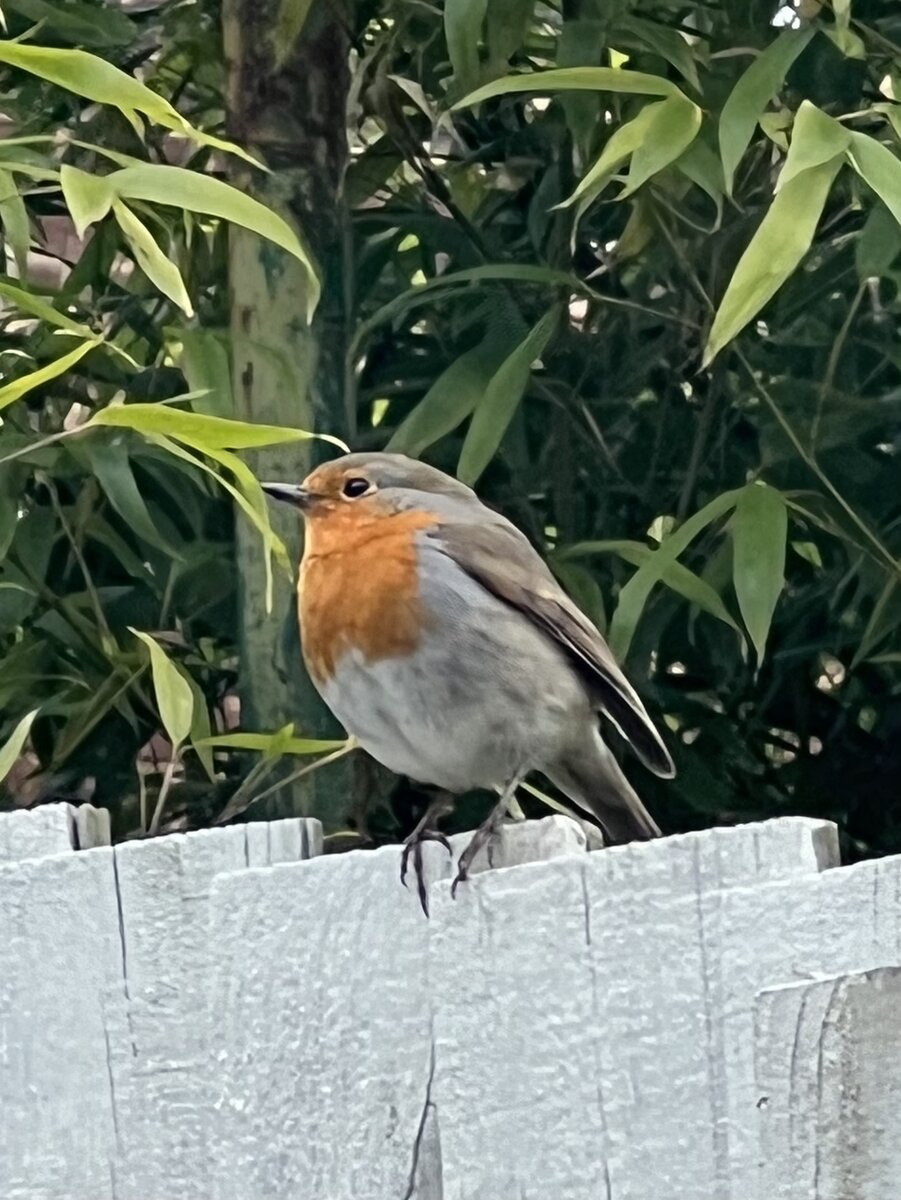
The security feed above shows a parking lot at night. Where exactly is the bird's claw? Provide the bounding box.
[400,828,452,917]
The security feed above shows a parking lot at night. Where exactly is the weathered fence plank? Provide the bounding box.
[0,801,110,863]
[0,849,123,1200]
[756,966,901,1200]
[104,820,323,1200]
[428,817,841,1200]
[207,816,589,1200]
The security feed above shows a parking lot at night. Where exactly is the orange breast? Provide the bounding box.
[298,506,440,685]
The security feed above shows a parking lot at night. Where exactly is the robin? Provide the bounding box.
[263,453,674,912]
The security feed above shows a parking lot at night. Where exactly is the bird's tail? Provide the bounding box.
[546,736,660,844]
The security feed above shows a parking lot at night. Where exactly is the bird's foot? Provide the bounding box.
[400,792,454,916]
[451,804,506,900]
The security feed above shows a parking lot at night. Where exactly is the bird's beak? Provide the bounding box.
[261,482,312,509]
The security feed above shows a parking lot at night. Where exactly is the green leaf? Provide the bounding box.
[0,167,29,277]
[856,202,901,279]
[608,489,743,660]
[452,66,682,111]
[388,311,526,455]
[197,731,345,755]
[561,539,741,634]
[446,0,488,93]
[171,328,234,418]
[130,629,194,749]
[561,100,662,213]
[616,15,701,92]
[718,28,815,196]
[704,157,842,366]
[83,438,183,559]
[272,0,315,68]
[181,667,215,780]
[776,101,850,191]
[846,131,901,229]
[731,483,787,665]
[0,281,93,336]
[107,165,320,320]
[113,200,193,316]
[0,41,262,168]
[675,136,725,203]
[61,164,115,237]
[621,94,701,198]
[457,307,557,485]
[2,0,135,47]
[85,401,343,452]
[0,709,38,786]
[0,337,100,412]
[486,0,534,68]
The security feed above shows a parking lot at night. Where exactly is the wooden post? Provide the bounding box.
[222,0,354,823]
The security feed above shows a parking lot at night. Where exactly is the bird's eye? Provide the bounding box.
[342,477,371,498]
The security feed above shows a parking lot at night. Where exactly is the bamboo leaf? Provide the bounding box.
[561,101,662,212]
[0,337,100,412]
[608,489,743,660]
[0,167,29,277]
[718,28,815,196]
[107,165,320,319]
[83,438,183,559]
[61,164,115,237]
[453,66,682,111]
[704,157,842,366]
[457,307,557,486]
[846,130,901,228]
[197,731,345,755]
[86,401,344,452]
[621,94,702,198]
[776,101,850,191]
[388,311,526,455]
[113,200,193,316]
[0,40,262,167]
[272,0,315,68]
[130,629,195,749]
[446,0,488,93]
[0,281,93,336]
[731,483,787,665]
[0,709,38,786]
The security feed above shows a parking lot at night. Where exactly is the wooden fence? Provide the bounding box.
[1,803,897,1199]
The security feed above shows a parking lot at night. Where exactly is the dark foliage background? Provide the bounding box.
[1,0,899,858]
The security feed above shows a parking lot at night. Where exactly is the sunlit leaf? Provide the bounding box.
[0,337,101,412]
[108,165,320,319]
[85,401,343,452]
[0,282,93,336]
[731,482,787,665]
[0,40,262,167]
[453,65,682,111]
[621,94,701,198]
[61,164,115,237]
[197,731,345,755]
[0,709,38,786]
[704,157,842,365]
[113,200,193,316]
[130,629,195,749]
[718,28,815,196]
[776,101,850,191]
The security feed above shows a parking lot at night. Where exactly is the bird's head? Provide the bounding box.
[262,452,477,521]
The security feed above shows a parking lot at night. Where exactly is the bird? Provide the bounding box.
[263,452,674,912]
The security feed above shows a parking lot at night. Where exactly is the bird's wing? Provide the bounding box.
[429,518,675,778]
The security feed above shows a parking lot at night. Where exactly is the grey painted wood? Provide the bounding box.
[0,802,109,863]
[756,967,901,1200]
[107,819,323,1200]
[0,848,123,1200]
[428,817,841,1200]
[207,815,589,1200]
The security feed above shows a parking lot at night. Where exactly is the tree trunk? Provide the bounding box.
[222,0,355,825]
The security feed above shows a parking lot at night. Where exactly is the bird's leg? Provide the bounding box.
[451,775,522,899]
[400,790,454,916]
